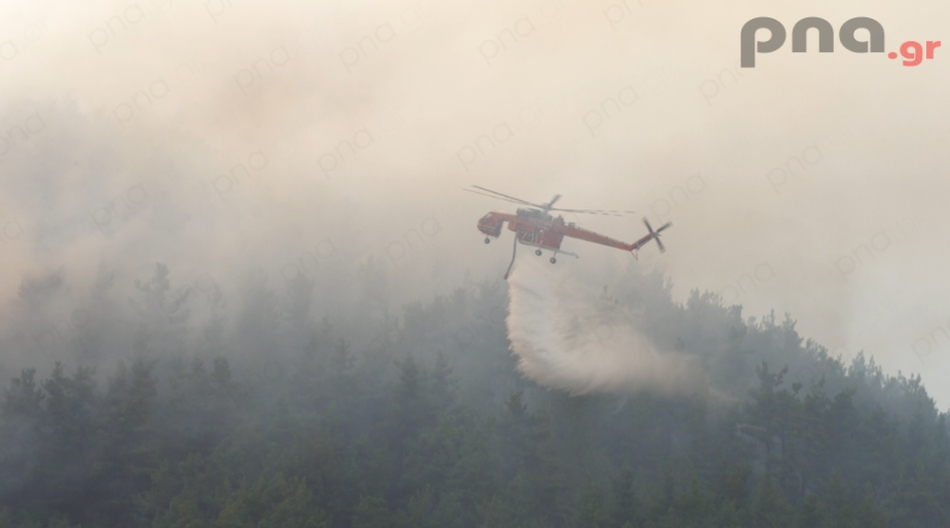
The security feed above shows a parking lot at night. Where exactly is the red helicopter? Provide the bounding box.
[467,186,672,278]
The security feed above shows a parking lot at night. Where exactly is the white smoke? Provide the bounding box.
[506,250,710,396]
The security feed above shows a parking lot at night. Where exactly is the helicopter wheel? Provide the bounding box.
[550,257,557,264]
[535,249,542,256]
[484,237,490,244]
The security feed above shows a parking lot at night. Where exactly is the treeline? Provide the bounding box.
[0,264,948,527]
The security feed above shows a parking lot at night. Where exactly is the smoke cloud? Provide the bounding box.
[1,0,949,406]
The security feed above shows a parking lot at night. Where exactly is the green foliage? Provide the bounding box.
[352,495,393,528]
[1,270,949,528]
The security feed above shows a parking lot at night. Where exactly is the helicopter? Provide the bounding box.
[467,186,672,279]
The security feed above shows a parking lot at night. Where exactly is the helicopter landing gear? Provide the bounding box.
[484,237,491,244]
[550,257,557,264]
[535,249,542,256]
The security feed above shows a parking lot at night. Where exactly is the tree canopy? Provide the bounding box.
[0,263,947,527]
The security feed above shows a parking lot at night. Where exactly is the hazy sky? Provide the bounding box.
[1,0,949,407]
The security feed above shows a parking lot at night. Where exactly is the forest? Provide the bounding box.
[0,262,948,528]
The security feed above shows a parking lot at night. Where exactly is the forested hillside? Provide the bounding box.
[1,264,948,527]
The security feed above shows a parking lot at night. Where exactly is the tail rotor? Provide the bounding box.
[642,218,672,253]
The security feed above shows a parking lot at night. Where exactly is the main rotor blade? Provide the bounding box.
[464,188,537,207]
[551,207,635,216]
[468,186,635,216]
[470,186,541,207]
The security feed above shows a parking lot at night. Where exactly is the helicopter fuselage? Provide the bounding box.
[468,185,671,277]
[477,209,652,254]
